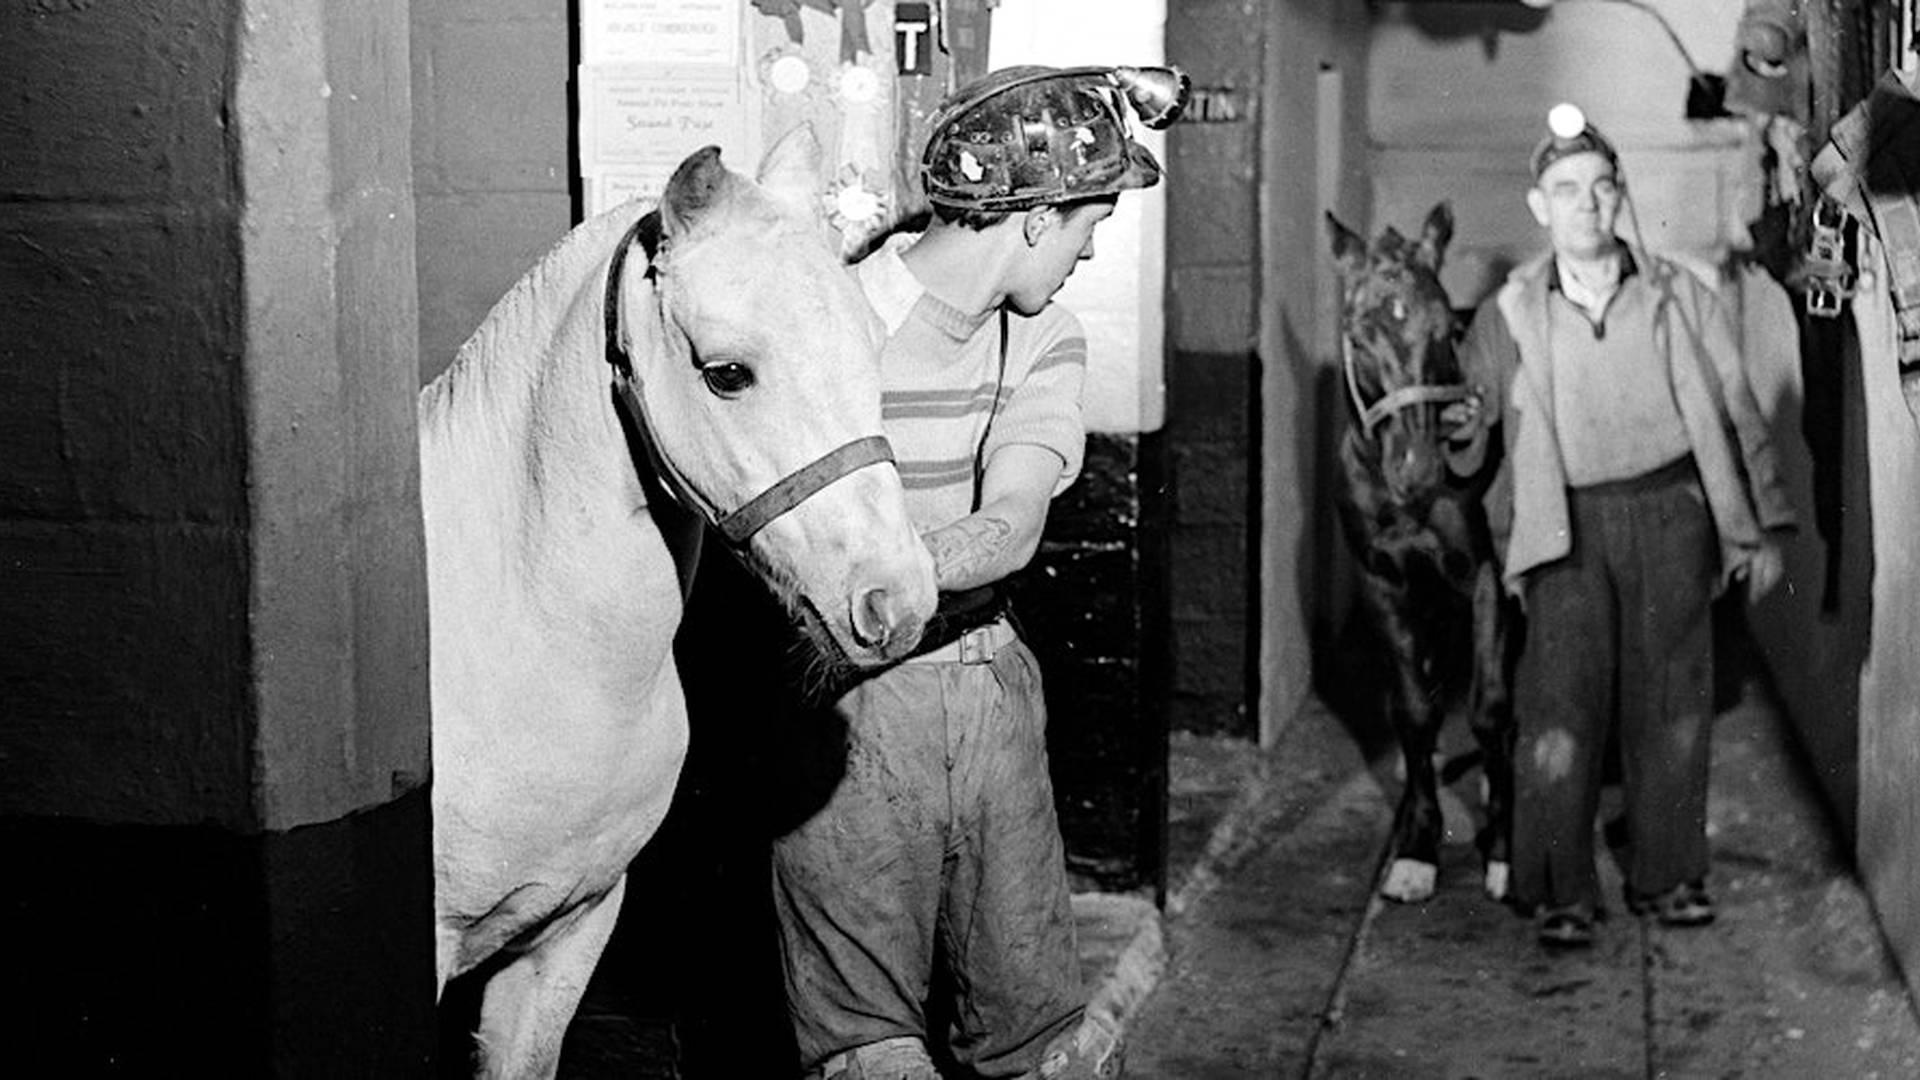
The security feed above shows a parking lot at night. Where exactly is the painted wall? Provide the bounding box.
[1262,0,1374,744]
[1369,1,1752,305]
[993,0,1170,435]
[411,0,575,384]
[1849,236,1920,1012]
[1757,229,1920,996]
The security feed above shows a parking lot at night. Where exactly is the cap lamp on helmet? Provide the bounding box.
[920,64,1190,213]
[1530,102,1619,180]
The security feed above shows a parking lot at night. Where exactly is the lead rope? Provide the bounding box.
[971,307,1011,512]
[910,307,1013,660]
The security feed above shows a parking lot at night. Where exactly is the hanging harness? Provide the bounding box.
[1811,71,1920,370]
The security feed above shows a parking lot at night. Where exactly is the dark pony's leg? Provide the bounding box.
[1337,434,1447,904]
[1468,559,1516,901]
[1356,550,1446,903]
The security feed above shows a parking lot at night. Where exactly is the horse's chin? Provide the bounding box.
[749,553,931,703]
[792,596,920,669]
[779,598,914,708]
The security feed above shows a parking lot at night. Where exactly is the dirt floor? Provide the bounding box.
[1122,667,1920,1079]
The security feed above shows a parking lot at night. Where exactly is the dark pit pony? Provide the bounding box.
[1326,203,1514,903]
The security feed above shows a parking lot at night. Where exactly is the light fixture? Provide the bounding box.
[1109,66,1193,130]
[1547,102,1588,138]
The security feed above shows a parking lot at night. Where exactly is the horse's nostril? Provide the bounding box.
[852,587,893,649]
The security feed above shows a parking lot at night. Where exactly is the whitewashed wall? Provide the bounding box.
[991,0,1170,435]
[1369,0,1753,307]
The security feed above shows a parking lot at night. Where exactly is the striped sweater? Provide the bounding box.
[856,235,1089,534]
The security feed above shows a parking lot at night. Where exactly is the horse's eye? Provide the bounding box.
[700,362,755,398]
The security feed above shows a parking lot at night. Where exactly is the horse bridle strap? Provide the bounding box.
[713,434,895,545]
[603,210,896,547]
[1341,334,1471,436]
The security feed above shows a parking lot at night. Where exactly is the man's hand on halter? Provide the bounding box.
[1737,539,1786,603]
[1440,392,1484,444]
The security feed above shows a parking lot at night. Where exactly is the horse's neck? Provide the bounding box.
[431,313,622,492]
[419,231,658,585]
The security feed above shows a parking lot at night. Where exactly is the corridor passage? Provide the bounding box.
[1125,640,1920,1079]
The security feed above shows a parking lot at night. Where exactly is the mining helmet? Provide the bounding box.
[920,64,1190,212]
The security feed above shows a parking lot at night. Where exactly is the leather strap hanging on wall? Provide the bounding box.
[1813,70,1920,418]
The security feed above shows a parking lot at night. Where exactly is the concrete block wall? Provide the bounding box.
[411,0,575,385]
[3,0,434,1070]
[1156,0,1371,747]
[1017,434,1172,893]
[1165,0,1266,739]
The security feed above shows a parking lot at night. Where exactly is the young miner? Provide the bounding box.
[770,64,1186,1079]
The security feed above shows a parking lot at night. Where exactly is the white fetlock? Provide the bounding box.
[1483,860,1511,902]
[1379,858,1438,902]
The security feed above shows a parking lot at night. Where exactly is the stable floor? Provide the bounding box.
[500,617,1920,1079]
[1125,628,1920,1079]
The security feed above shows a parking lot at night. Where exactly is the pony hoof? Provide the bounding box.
[1483,860,1511,902]
[1380,858,1437,902]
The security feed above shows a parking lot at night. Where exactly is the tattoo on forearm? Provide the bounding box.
[924,515,1015,587]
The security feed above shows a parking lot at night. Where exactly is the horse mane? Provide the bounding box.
[419,201,658,429]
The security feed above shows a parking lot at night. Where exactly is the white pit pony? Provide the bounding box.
[420,129,935,1077]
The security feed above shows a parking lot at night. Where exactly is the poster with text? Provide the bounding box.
[582,0,740,66]
[580,64,751,215]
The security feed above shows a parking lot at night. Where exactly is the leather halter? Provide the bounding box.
[602,211,896,548]
[1341,331,1471,438]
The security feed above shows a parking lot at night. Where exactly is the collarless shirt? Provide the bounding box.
[1546,249,1693,487]
[855,235,1088,533]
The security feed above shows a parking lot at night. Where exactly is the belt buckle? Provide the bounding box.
[1807,281,1843,318]
[957,624,997,665]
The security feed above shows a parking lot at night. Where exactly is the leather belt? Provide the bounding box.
[901,617,1017,665]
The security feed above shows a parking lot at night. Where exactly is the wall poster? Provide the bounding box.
[578,0,756,216]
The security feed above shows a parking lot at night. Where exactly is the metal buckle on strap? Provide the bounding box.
[1807,281,1845,319]
[905,618,1009,665]
[957,624,999,665]
[1803,197,1855,320]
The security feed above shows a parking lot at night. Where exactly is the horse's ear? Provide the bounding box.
[756,123,826,222]
[1327,211,1366,278]
[661,145,737,241]
[1417,202,1455,273]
